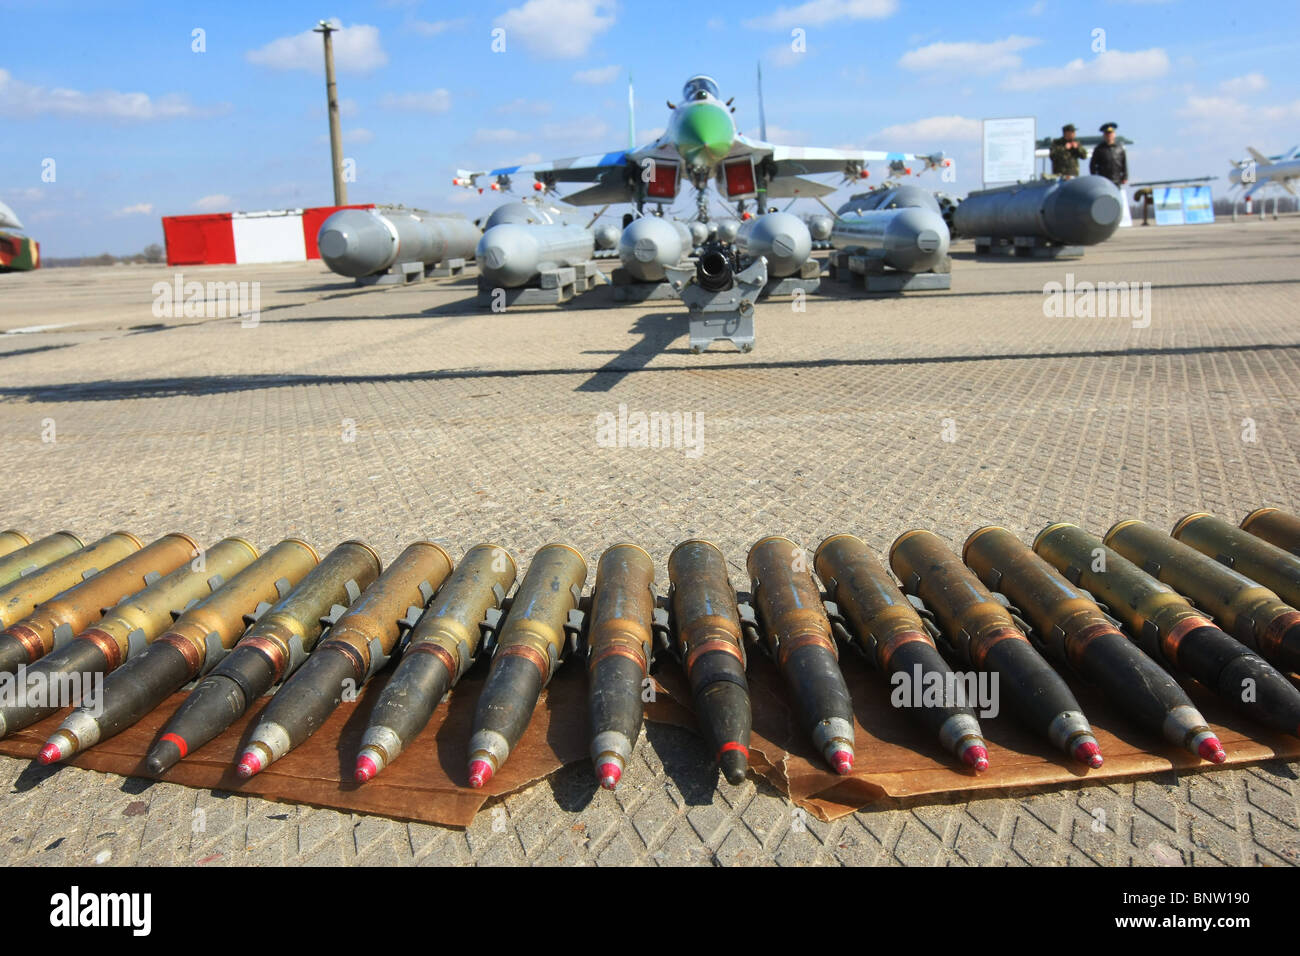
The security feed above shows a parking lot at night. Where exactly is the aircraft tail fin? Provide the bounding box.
[757,61,768,142]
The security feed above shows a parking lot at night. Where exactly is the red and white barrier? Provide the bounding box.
[162,205,375,266]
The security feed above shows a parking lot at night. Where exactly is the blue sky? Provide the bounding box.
[2,0,1298,255]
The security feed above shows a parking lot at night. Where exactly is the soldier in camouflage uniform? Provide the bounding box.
[1050,123,1088,178]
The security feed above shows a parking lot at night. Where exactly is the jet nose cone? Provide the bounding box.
[674,102,734,166]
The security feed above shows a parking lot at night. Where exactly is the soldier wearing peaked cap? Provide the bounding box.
[1090,122,1128,186]
[1050,123,1088,178]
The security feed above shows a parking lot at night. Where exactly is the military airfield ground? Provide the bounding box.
[0,217,1296,866]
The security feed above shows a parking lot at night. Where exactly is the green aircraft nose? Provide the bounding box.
[674,101,734,166]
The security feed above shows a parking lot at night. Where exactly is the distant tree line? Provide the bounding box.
[42,243,166,268]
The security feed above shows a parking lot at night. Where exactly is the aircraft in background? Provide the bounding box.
[1229,146,1299,198]
[456,74,947,221]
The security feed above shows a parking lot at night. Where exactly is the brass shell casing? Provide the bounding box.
[889,529,1031,668]
[77,537,259,670]
[964,526,1119,670]
[404,544,517,680]
[1175,511,1300,610]
[667,540,745,670]
[0,532,84,590]
[1032,522,1208,664]
[320,541,453,673]
[587,544,655,676]
[1240,507,1300,555]
[155,538,320,674]
[1108,518,1300,662]
[494,544,587,684]
[0,531,31,559]
[238,540,383,681]
[4,533,200,662]
[814,533,935,671]
[0,531,143,634]
[746,536,837,666]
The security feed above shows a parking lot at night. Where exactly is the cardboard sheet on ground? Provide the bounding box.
[648,649,1300,821]
[0,648,1296,828]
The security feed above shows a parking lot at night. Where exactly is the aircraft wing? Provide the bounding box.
[1246,146,1271,166]
[732,135,948,178]
[487,150,633,184]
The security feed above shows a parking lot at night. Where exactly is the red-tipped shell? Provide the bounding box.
[468,759,493,789]
[1075,740,1104,768]
[37,742,62,765]
[1198,737,1227,764]
[354,755,378,783]
[597,761,622,790]
[962,744,990,772]
[236,752,262,778]
[831,749,854,775]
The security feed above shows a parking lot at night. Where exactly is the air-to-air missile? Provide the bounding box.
[0,533,199,674]
[666,540,752,785]
[952,175,1124,246]
[617,217,692,281]
[1034,523,1300,738]
[584,544,656,790]
[476,222,596,288]
[964,526,1225,762]
[0,537,259,739]
[814,534,989,771]
[355,543,516,783]
[145,540,382,774]
[1241,507,1300,557]
[238,542,451,778]
[734,212,813,278]
[746,536,855,774]
[317,207,479,279]
[467,544,587,788]
[0,531,83,589]
[890,530,1104,767]
[1176,510,1300,606]
[0,533,141,637]
[1107,519,1300,675]
[37,539,320,765]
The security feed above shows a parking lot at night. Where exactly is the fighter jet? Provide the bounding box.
[456,74,947,221]
[1229,146,1300,198]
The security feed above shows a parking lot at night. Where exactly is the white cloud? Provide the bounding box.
[1219,72,1267,95]
[496,98,553,115]
[541,118,610,141]
[573,65,621,85]
[411,18,469,36]
[1027,0,1046,13]
[1002,48,1169,90]
[194,194,233,211]
[877,115,982,141]
[1177,93,1300,133]
[744,0,896,30]
[381,89,452,113]
[0,67,219,121]
[113,203,154,217]
[245,20,388,74]
[899,35,1040,74]
[494,0,616,58]
[746,124,805,142]
[4,187,45,204]
[474,128,528,144]
[767,43,809,68]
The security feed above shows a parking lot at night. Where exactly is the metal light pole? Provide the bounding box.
[314,20,347,205]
